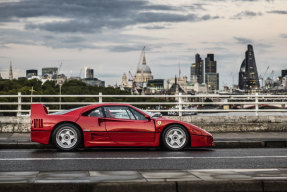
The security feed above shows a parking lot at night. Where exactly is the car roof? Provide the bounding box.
[89,103,133,108]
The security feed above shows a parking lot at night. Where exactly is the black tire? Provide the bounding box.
[161,125,189,151]
[52,123,81,152]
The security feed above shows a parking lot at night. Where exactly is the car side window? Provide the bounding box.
[103,106,133,120]
[129,108,146,120]
[127,109,136,120]
[82,107,104,117]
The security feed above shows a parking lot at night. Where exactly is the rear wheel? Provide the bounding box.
[162,125,189,151]
[52,123,81,151]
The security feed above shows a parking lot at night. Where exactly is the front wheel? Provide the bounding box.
[52,123,81,151]
[161,125,189,151]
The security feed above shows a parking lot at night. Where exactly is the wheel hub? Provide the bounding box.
[56,127,78,149]
[165,128,186,149]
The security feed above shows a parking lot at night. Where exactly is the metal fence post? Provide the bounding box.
[178,92,182,117]
[99,92,102,103]
[59,84,62,110]
[17,92,21,117]
[255,93,259,116]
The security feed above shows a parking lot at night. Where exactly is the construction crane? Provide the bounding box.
[128,70,136,91]
[59,61,63,71]
[270,70,275,81]
[137,46,146,69]
[259,66,269,88]
[78,68,83,78]
[128,70,134,82]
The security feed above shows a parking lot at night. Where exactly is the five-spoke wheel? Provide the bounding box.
[52,123,81,151]
[162,125,189,150]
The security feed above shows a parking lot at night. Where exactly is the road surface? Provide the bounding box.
[0,148,286,171]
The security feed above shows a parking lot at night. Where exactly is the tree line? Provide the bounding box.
[0,79,167,115]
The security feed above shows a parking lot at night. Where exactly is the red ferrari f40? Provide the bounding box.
[31,103,213,151]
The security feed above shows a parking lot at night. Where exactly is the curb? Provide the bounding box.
[0,141,286,149]
[0,180,287,192]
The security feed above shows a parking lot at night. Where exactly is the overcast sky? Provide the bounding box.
[0,0,286,87]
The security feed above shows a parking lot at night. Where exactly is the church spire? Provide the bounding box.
[142,49,146,65]
[9,60,13,80]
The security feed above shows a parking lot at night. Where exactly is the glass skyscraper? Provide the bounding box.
[190,53,204,84]
[239,44,260,90]
[205,54,219,90]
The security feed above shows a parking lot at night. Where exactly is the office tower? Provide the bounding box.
[205,54,219,90]
[190,53,204,84]
[239,44,260,90]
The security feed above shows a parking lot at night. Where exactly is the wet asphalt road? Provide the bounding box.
[0,148,286,171]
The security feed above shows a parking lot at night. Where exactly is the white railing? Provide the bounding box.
[0,92,286,116]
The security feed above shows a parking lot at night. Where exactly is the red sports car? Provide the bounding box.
[31,103,213,151]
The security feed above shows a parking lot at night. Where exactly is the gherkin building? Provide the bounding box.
[239,44,260,90]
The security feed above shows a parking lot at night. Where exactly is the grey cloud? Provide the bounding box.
[26,20,99,33]
[267,10,287,14]
[108,45,142,52]
[233,37,272,50]
[0,25,160,50]
[280,34,287,38]
[26,12,219,33]
[232,11,262,19]
[61,36,86,43]
[140,25,167,30]
[184,3,206,11]
[234,36,253,44]
[0,0,220,34]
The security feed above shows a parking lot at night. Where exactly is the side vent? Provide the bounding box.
[33,119,43,128]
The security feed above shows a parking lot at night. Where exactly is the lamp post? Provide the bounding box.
[30,86,35,103]
[59,83,62,110]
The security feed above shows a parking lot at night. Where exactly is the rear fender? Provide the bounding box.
[31,104,48,129]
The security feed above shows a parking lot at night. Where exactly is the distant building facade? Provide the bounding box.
[42,67,58,78]
[238,44,260,91]
[205,54,219,91]
[134,53,153,85]
[55,74,67,85]
[82,78,105,87]
[26,69,38,78]
[9,61,13,80]
[281,76,287,89]
[147,79,165,93]
[205,73,219,91]
[282,70,287,78]
[121,72,128,87]
[190,53,204,84]
[84,67,94,79]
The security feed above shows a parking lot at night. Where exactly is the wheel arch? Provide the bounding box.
[49,121,84,146]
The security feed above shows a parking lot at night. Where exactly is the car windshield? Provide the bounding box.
[49,106,84,115]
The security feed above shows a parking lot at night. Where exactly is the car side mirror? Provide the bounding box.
[145,115,151,121]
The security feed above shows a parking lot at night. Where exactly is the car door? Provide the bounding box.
[76,107,111,142]
[103,106,155,143]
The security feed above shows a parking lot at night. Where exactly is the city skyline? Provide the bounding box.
[0,0,287,87]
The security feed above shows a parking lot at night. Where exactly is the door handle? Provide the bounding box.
[98,118,104,126]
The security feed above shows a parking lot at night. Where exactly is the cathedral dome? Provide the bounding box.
[136,55,152,73]
[137,65,151,73]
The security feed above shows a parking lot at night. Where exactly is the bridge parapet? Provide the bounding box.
[1,115,287,133]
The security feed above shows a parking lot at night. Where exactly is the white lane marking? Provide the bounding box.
[0,156,287,161]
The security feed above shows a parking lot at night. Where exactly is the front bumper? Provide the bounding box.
[190,135,213,147]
